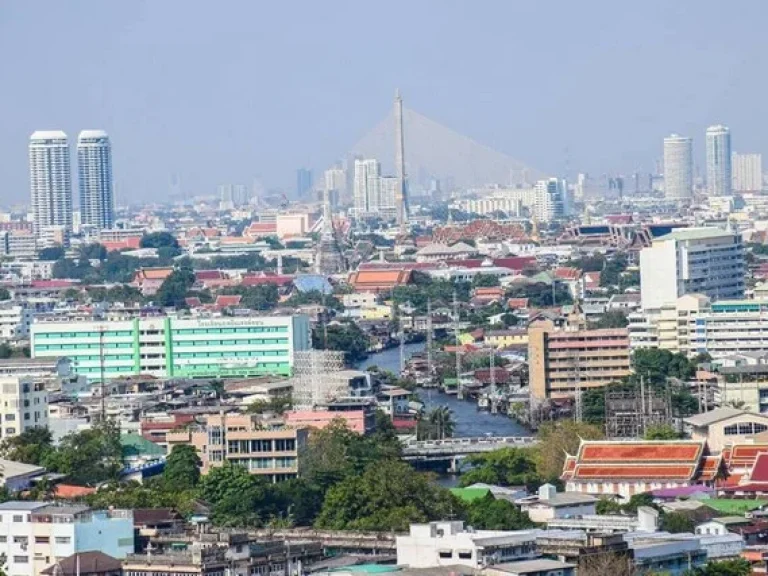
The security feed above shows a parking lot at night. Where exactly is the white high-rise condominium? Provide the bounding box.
[663,134,693,200]
[533,178,565,222]
[706,125,732,196]
[353,159,381,217]
[77,130,114,229]
[29,130,72,237]
[732,152,763,192]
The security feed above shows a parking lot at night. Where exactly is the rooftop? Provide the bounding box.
[657,227,737,242]
[684,407,752,427]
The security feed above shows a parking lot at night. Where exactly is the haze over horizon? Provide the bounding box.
[1,0,767,204]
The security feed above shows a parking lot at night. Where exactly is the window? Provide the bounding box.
[35,536,49,544]
[4,414,14,421]
[439,551,453,559]
[12,515,23,522]
[0,536,6,543]
[54,536,71,544]
[13,536,28,544]
[458,552,472,560]
[13,556,28,564]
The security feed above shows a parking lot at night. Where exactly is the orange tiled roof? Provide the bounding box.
[574,464,698,480]
[135,267,174,281]
[54,484,97,498]
[728,444,768,468]
[698,455,723,482]
[348,269,411,292]
[579,442,703,463]
[562,456,576,480]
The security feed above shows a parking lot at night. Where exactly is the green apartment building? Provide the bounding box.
[31,314,311,381]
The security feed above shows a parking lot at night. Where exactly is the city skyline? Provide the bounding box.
[2,1,768,203]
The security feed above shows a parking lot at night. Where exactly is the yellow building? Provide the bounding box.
[485,329,528,349]
[361,304,392,320]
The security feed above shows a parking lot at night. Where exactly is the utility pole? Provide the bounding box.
[453,290,463,400]
[426,298,433,383]
[489,346,496,414]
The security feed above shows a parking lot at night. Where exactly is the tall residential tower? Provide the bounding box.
[706,125,732,196]
[77,130,114,229]
[663,134,693,200]
[29,131,73,237]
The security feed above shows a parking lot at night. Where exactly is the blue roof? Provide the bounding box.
[293,274,333,295]
[0,501,47,511]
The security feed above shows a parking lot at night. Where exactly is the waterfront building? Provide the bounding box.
[639,227,744,310]
[663,134,693,200]
[31,314,311,381]
[29,131,72,238]
[0,502,133,576]
[77,130,114,229]
[166,413,307,482]
[706,125,732,197]
[528,321,631,400]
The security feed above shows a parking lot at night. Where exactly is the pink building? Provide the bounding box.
[285,409,374,434]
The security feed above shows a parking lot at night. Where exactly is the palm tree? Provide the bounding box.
[428,406,456,440]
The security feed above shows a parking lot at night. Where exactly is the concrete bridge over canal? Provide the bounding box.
[402,436,537,470]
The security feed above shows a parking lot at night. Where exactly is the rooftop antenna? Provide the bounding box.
[453,290,463,400]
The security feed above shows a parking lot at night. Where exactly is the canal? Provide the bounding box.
[356,343,531,439]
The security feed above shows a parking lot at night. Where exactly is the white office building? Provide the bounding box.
[663,134,693,200]
[732,152,763,192]
[706,125,732,197]
[353,158,381,217]
[639,228,744,310]
[0,376,48,439]
[0,304,33,342]
[396,521,538,569]
[77,130,114,230]
[29,131,72,237]
[534,178,566,222]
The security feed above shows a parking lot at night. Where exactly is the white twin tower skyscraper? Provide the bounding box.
[29,129,114,239]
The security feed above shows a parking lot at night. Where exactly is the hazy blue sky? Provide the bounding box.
[1,0,767,204]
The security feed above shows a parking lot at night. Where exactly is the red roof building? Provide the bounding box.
[563,439,713,500]
[241,272,294,287]
[347,269,412,293]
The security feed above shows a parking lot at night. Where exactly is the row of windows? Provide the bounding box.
[175,350,286,359]
[35,343,133,351]
[227,439,296,454]
[35,330,133,339]
[175,362,289,371]
[724,422,768,435]
[172,326,287,335]
[230,457,297,470]
[172,338,289,346]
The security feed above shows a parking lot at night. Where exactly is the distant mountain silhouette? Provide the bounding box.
[346,107,545,189]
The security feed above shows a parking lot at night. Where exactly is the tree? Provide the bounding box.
[466,494,535,530]
[536,421,604,481]
[0,427,54,465]
[163,445,202,491]
[595,497,623,515]
[140,232,179,250]
[312,322,370,365]
[39,246,65,261]
[661,511,695,533]
[222,285,279,311]
[459,447,541,489]
[46,421,123,485]
[79,243,108,261]
[247,394,292,415]
[644,424,681,440]
[0,288,9,301]
[155,268,196,308]
[591,310,629,329]
[200,464,271,527]
[472,274,500,288]
[425,406,456,440]
[314,459,461,531]
[687,558,751,576]
[622,493,655,514]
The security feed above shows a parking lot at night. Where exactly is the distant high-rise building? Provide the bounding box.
[353,159,381,217]
[706,125,732,196]
[29,130,72,237]
[77,130,114,230]
[296,168,313,198]
[324,167,346,202]
[533,178,565,222]
[663,134,693,200]
[218,184,234,211]
[379,176,398,219]
[732,152,763,192]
